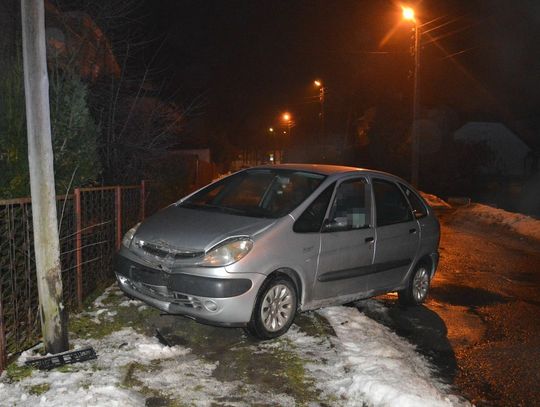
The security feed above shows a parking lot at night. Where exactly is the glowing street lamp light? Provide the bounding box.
[402,6,415,22]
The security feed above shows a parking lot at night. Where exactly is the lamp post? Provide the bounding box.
[403,6,420,187]
[268,127,276,164]
[314,80,325,143]
[281,113,293,163]
[282,112,292,138]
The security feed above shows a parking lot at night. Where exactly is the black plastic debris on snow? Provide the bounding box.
[155,328,171,347]
[25,346,97,370]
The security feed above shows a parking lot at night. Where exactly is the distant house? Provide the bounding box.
[454,122,531,177]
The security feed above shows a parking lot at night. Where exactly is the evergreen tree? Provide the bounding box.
[0,50,30,198]
[0,50,101,198]
[49,69,101,193]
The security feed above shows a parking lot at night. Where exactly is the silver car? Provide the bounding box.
[115,164,440,339]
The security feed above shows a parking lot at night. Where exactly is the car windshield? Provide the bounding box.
[179,169,326,218]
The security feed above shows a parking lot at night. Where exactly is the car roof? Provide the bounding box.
[250,163,398,179]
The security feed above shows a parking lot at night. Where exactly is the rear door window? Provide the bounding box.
[373,179,413,226]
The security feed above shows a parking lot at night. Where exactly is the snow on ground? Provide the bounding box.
[420,192,452,209]
[0,287,295,407]
[0,328,173,406]
[0,286,468,406]
[465,203,540,241]
[286,306,468,407]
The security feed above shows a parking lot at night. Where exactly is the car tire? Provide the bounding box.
[246,276,297,340]
[398,262,431,306]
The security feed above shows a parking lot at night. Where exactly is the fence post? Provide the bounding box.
[115,186,122,250]
[0,295,6,372]
[140,180,146,220]
[74,188,83,308]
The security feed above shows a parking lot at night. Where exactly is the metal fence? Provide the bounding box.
[0,183,145,372]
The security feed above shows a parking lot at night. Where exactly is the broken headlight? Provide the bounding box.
[122,222,141,249]
[201,238,253,267]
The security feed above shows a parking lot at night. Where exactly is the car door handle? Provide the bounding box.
[365,237,374,243]
[409,228,417,234]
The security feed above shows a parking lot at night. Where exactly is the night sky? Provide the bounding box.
[139,0,540,145]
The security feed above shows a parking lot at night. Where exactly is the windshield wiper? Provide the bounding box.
[181,202,247,215]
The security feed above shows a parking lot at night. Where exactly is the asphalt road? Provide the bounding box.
[360,207,540,407]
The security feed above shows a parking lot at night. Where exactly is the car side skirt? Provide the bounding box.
[317,259,412,282]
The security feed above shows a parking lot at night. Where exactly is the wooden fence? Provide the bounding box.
[0,182,146,372]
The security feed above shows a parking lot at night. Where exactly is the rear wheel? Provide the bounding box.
[246,277,297,339]
[398,262,430,306]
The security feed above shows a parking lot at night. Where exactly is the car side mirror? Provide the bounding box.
[413,209,425,219]
[322,217,349,232]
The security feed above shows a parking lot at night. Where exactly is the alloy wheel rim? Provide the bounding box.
[261,284,293,332]
[412,267,429,302]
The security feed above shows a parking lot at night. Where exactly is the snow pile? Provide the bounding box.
[466,203,540,241]
[0,329,184,406]
[294,307,468,407]
[420,192,451,209]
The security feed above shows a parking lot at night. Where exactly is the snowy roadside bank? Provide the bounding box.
[421,191,540,242]
[463,203,540,242]
[0,286,468,406]
[290,306,468,407]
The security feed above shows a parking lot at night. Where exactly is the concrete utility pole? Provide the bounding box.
[410,21,421,188]
[402,6,421,187]
[21,0,69,353]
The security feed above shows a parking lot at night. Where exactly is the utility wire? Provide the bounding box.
[422,14,471,35]
[419,15,449,28]
[439,46,478,60]
[422,19,484,45]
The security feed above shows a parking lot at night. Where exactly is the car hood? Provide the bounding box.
[133,205,276,253]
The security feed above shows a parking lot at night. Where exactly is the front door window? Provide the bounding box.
[327,178,371,230]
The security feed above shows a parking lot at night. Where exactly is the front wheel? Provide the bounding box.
[246,277,297,339]
[398,263,431,306]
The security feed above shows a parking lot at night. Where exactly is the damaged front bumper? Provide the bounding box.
[114,251,265,327]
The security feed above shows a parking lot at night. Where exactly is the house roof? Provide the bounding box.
[454,122,532,176]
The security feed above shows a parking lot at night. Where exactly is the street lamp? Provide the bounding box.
[314,80,325,143]
[282,112,293,138]
[402,5,421,187]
